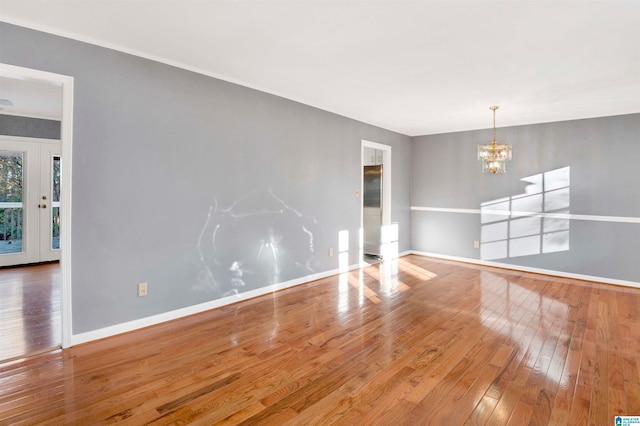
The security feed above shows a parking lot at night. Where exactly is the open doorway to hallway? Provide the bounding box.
[361,140,392,266]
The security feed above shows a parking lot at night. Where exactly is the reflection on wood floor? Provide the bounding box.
[0,262,60,362]
[0,255,638,424]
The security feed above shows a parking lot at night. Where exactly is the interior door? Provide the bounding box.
[0,138,61,267]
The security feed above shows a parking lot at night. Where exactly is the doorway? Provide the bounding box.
[361,140,391,263]
[0,63,74,357]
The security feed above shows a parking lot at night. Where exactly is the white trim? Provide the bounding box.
[0,202,22,209]
[0,110,62,121]
[410,206,640,224]
[1,63,74,349]
[412,206,483,214]
[410,250,640,289]
[0,135,61,145]
[71,245,638,346]
[70,263,362,346]
[71,247,414,346]
[60,74,74,349]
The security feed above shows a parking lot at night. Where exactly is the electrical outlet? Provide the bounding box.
[329,247,334,257]
[473,240,480,249]
[137,282,148,297]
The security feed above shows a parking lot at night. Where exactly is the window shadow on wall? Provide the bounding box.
[480,167,571,261]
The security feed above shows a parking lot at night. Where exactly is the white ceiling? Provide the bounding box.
[1,0,639,136]
[0,77,62,120]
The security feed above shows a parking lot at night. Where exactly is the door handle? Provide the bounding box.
[38,204,47,209]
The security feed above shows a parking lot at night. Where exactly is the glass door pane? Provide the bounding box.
[0,150,24,255]
[52,155,60,250]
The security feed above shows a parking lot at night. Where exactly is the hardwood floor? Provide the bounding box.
[0,255,638,425]
[0,262,60,362]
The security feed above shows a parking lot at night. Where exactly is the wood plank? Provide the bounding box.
[506,400,533,425]
[567,288,600,425]
[0,262,60,362]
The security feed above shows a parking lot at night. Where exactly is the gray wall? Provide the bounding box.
[3,20,637,338]
[0,114,61,139]
[412,114,640,283]
[0,23,412,334]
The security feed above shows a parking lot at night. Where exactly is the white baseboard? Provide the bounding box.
[70,261,365,347]
[72,248,632,348]
[410,250,640,289]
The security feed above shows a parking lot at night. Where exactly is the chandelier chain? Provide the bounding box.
[490,105,499,145]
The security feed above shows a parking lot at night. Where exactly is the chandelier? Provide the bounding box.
[477,106,512,174]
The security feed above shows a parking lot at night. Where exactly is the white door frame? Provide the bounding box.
[361,140,391,260]
[1,63,74,348]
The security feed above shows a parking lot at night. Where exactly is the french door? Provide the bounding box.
[0,137,61,267]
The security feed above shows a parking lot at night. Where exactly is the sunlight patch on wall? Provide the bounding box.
[481,167,570,260]
[381,223,399,260]
[196,188,320,297]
